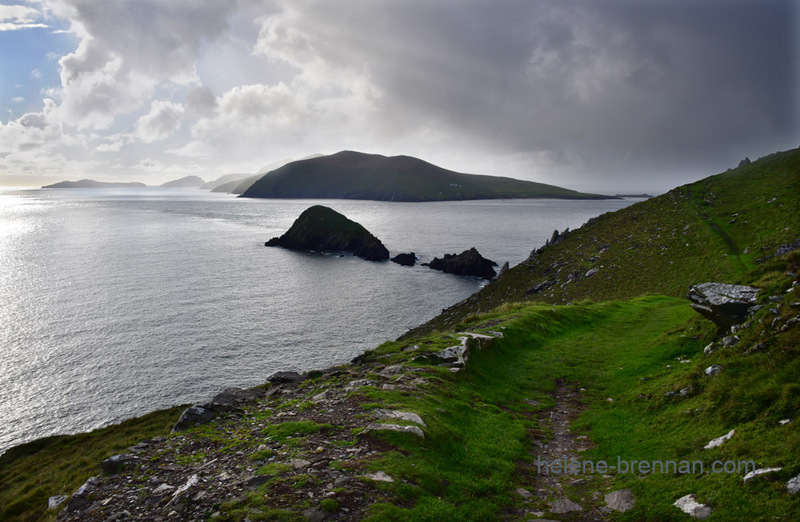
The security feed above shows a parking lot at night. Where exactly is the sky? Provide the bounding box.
[0,0,797,193]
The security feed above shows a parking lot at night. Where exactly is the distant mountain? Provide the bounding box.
[42,179,146,189]
[211,175,261,194]
[160,176,205,188]
[241,151,614,202]
[202,174,253,190]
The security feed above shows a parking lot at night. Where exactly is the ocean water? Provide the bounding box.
[0,188,638,454]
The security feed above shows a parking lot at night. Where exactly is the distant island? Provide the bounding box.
[615,193,654,198]
[42,179,146,189]
[160,176,205,188]
[241,151,617,202]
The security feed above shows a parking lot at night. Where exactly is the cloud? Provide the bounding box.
[1,0,796,190]
[0,4,47,30]
[134,100,184,143]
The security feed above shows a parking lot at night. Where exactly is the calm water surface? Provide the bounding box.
[0,188,638,454]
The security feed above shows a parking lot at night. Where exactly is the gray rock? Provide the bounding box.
[48,495,68,510]
[516,487,533,499]
[267,371,305,384]
[171,405,216,433]
[585,268,598,278]
[605,489,635,512]
[375,409,427,427]
[786,473,800,494]
[67,476,99,512]
[303,508,326,522]
[674,494,711,519]
[704,429,734,449]
[365,423,425,438]
[687,283,760,329]
[100,454,140,475]
[743,467,782,484]
[364,471,394,482]
[722,335,740,347]
[498,261,510,277]
[550,497,583,514]
[704,365,723,376]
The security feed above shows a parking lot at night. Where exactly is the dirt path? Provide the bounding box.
[507,380,610,521]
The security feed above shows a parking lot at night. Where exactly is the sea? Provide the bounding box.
[0,187,640,455]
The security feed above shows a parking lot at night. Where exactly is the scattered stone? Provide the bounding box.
[786,473,800,494]
[674,494,712,519]
[550,497,583,514]
[345,379,374,391]
[152,483,176,497]
[267,371,305,384]
[721,336,740,347]
[375,409,427,427]
[311,390,329,402]
[687,283,760,330]
[703,343,715,356]
[67,476,100,512]
[585,268,598,278]
[171,405,217,433]
[704,365,723,377]
[364,423,425,438]
[303,508,326,522]
[780,419,791,426]
[605,489,635,512]
[704,429,734,449]
[364,471,394,482]
[516,487,533,499]
[166,474,198,507]
[743,467,782,484]
[48,495,68,510]
[100,454,140,475]
[289,459,311,469]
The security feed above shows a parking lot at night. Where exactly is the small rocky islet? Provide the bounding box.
[265,205,498,279]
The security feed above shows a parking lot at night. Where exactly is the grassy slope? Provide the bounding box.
[0,407,184,522]
[242,151,612,201]
[357,271,800,519]
[3,149,797,520]
[408,148,800,336]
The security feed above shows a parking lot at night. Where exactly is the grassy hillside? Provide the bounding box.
[3,148,798,520]
[241,150,613,202]
[0,407,184,521]
[408,148,799,336]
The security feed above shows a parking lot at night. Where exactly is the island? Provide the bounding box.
[241,150,616,202]
[42,179,146,189]
[265,205,390,261]
[160,176,205,188]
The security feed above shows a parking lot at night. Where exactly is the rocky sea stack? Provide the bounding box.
[265,205,390,261]
[426,248,497,279]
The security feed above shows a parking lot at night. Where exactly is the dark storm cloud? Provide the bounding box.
[271,0,797,181]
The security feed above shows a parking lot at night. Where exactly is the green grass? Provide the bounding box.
[0,406,184,522]
[260,420,333,442]
[361,276,800,519]
[409,147,800,336]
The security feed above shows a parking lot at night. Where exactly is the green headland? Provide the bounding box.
[241,150,614,202]
[3,148,799,520]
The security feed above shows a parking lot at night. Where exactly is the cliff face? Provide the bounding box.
[265,205,390,261]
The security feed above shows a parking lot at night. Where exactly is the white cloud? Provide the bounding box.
[0,4,47,30]
[134,100,184,143]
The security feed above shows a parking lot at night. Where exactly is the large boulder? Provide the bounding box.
[265,205,389,261]
[687,283,760,330]
[425,247,497,279]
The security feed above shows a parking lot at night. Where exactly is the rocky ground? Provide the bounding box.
[55,361,438,521]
